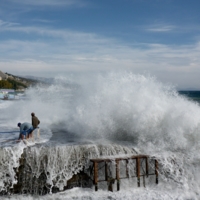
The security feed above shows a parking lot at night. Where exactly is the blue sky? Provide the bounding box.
[1,0,200,89]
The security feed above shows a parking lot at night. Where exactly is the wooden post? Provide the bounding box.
[105,161,108,181]
[116,160,120,191]
[155,160,158,184]
[107,161,114,192]
[146,157,149,177]
[143,175,145,187]
[105,161,111,191]
[126,160,129,178]
[94,162,98,191]
[136,158,140,187]
[108,179,113,192]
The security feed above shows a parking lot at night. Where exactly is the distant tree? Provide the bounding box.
[13,82,17,90]
[7,78,27,89]
[0,80,12,89]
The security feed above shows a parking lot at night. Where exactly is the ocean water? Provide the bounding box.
[0,72,200,199]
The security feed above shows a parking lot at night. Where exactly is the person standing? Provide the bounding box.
[31,112,40,138]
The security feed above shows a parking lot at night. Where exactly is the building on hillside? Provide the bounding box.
[0,71,8,80]
[7,75,14,79]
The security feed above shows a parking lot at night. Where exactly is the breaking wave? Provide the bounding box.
[0,71,200,199]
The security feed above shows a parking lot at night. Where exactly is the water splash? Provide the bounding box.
[0,71,200,198]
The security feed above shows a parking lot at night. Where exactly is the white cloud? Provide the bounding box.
[1,23,200,89]
[9,0,86,7]
[0,19,20,27]
[32,19,55,24]
[146,25,175,32]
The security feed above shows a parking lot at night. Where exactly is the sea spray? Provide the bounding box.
[0,71,200,198]
[0,143,139,194]
[0,142,26,192]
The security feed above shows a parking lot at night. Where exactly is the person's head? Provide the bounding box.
[17,123,21,127]
[31,112,35,117]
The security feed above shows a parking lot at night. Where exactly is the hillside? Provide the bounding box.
[0,72,40,90]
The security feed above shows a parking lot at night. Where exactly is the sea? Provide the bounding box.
[0,71,200,200]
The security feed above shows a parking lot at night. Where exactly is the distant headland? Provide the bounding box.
[0,70,40,90]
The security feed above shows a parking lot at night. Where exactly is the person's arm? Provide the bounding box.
[20,125,23,134]
[18,125,23,140]
[18,132,21,140]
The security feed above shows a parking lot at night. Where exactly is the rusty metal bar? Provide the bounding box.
[94,161,98,191]
[126,159,129,178]
[143,175,145,187]
[90,155,158,191]
[155,160,158,184]
[105,162,108,181]
[90,155,148,163]
[108,179,113,192]
[146,157,149,177]
[114,174,156,180]
[116,160,120,191]
[136,158,140,187]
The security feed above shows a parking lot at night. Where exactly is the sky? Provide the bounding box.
[1,0,200,89]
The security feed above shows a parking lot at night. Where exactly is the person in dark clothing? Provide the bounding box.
[31,112,40,138]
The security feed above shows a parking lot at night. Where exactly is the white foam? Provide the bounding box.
[0,71,200,199]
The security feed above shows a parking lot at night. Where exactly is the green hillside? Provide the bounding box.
[0,73,39,90]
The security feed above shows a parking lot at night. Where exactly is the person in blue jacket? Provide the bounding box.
[17,122,33,140]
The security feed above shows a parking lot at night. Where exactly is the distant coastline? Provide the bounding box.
[0,70,40,90]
